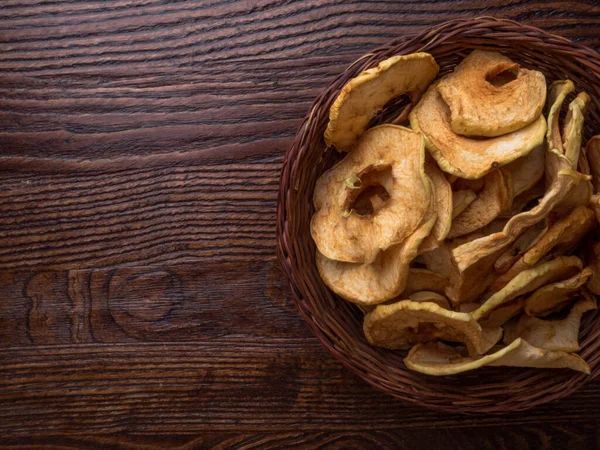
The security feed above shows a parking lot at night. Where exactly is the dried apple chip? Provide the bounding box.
[410,83,547,179]
[563,92,590,167]
[498,180,545,219]
[423,238,506,306]
[317,207,437,305]
[312,125,431,263]
[492,206,595,291]
[479,297,527,328]
[525,206,596,260]
[408,291,451,309]
[363,300,501,354]
[452,190,477,219]
[479,219,511,236]
[399,268,448,297]
[421,234,499,306]
[494,219,548,274]
[458,303,480,313]
[437,50,547,137]
[501,144,545,197]
[447,169,512,239]
[455,153,591,296]
[325,53,439,150]
[505,295,597,352]
[459,298,526,329]
[579,149,591,176]
[525,268,593,317]
[358,268,449,314]
[453,177,484,192]
[428,220,519,306]
[550,160,593,218]
[419,162,453,253]
[587,135,600,193]
[473,256,583,323]
[547,80,575,155]
[404,338,590,375]
[452,81,592,277]
[543,85,593,215]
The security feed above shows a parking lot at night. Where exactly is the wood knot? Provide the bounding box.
[108,270,183,324]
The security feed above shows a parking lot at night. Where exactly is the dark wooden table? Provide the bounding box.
[2,1,600,448]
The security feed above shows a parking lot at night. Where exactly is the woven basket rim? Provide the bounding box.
[276,16,600,414]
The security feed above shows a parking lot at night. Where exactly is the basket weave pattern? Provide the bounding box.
[276,17,600,413]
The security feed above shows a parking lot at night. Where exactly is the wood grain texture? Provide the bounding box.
[0,261,304,346]
[2,0,600,446]
[0,156,281,270]
[1,0,599,163]
[1,426,598,449]
[2,338,600,435]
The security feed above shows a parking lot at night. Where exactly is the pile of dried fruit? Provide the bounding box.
[311,50,600,375]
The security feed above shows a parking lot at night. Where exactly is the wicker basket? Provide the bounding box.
[276,17,600,413]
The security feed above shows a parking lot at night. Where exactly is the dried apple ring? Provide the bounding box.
[312,125,432,263]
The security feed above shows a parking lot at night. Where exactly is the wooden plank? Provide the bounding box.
[1,341,600,435]
[2,264,600,435]
[0,157,280,270]
[0,1,599,162]
[1,426,598,449]
[1,0,597,70]
[0,260,306,346]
